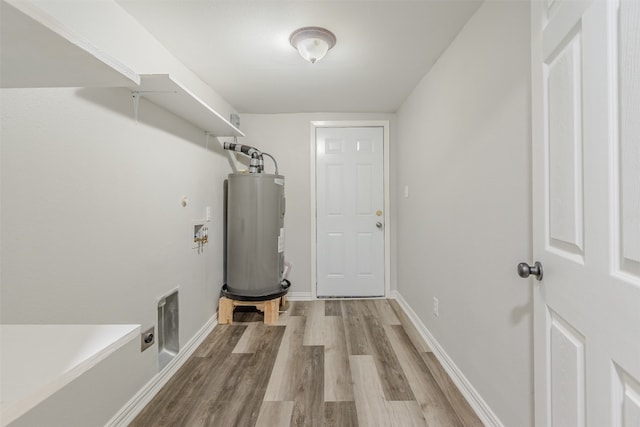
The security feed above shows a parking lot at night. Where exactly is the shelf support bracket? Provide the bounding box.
[131,90,177,124]
[132,92,140,124]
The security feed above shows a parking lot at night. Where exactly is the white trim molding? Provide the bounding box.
[287,291,314,301]
[310,120,391,299]
[105,314,218,426]
[391,290,504,427]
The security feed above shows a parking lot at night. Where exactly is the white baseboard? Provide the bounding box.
[287,291,313,300]
[105,314,218,427]
[391,291,504,427]
[288,290,398,301]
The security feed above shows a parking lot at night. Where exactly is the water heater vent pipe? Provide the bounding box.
[223,142,264,173]
[261,152,279,175]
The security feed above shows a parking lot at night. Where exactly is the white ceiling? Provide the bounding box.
[117,1,482,114]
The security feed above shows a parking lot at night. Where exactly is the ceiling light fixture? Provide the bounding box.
[289,26,336,64]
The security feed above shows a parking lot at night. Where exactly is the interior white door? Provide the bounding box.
[316,126,385,297]
[531,1,640,426]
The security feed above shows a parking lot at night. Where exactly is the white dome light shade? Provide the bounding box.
[296,38,330,63]
[289,27,336,64]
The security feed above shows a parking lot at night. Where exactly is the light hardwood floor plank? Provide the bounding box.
[359,310,415,401]
[342,302,372,356]
[264,316,306,401]
[232,322,259,353]
[324,316,355,401]
[353,299,378,318]
[350,355,389,427]
[421,352,484,427]
[255,401,295,427]
[341,300,360,317]
[371,299,401,325]
[290,300,310,317]
[325,300,343,316]
[386,401,428,427]
[350,355,425,426]
[302,299,325,346]
[353,299,394,323]
[385,325,463,426]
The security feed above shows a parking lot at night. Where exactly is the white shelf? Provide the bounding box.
[0,324,140,426]
[135,74,244,137]
[0,0,139,88]
[0,2,242,137]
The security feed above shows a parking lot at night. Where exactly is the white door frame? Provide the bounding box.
[310,120,391,299]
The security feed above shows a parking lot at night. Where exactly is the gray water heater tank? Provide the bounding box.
[225,173,286,299]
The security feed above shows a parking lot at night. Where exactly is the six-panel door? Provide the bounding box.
[316,127,385,297]
[532,0,640,425]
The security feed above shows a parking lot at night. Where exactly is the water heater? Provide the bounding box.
[222,142,289,300]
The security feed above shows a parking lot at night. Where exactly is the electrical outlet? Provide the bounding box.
[433,297,439,317]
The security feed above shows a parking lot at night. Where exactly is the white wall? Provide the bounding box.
[238,113,396,297]
[0,86,230,424]
[396,2,532,426]
[0,2,239,424]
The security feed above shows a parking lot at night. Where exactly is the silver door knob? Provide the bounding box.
[517,261,543,281]
[376,222,383,229]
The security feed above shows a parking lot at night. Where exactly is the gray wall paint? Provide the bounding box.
[396,2,533,426]
[1,87,227,328]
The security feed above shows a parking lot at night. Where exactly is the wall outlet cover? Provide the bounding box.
[141,326,155,352]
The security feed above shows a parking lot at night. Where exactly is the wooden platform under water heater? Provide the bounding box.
[218,295,287,325]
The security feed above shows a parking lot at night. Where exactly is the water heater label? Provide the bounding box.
[274,178,284,186]
[278,228,285,253]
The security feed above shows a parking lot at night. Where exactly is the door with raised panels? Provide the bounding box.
[316,127,385,297]
[531,0,640,425]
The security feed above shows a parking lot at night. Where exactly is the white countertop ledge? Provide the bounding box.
[0,324,140,426]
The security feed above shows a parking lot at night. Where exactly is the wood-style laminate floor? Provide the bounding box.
[131,299,483,427]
